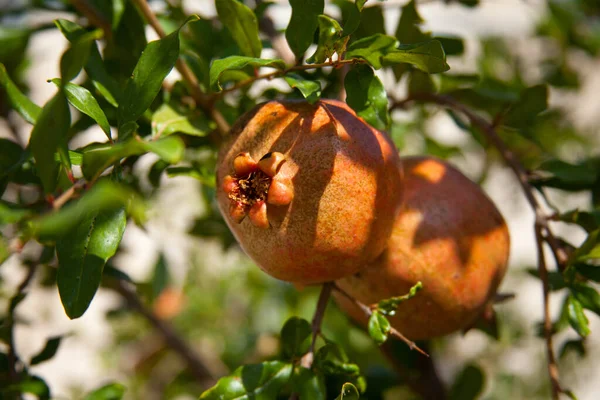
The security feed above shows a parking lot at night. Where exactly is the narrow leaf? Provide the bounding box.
[342,0,367,36]
[284,74,322,103]
[345,34,398,69]
[29,92,70,193]
[345,64,389,130]
[449,364,485,400]
[57,207,126,319]
[199,361,293,400]
[285,0,324,58]
[50,79,111,140]
[377,281,423,316]
[81,137,185,180]
[118,17,198,137]
[152,103,212,137]
[559,209,600,233]
[60,29,102,83]
[209,56,285,91]
[567,295,590,337]
[280,317,311,359]
[571,283,600,316]
[29,181,145,238]
[293,367,326,400]
[30,336,62,365]
[367,311,391,345]
[84,383,126,400]
[307,15,344,64]
[504,85,548,128]
[382,40,450,73]
[0,63,41,124]
[573,229,600,262]
[216,0,262,58]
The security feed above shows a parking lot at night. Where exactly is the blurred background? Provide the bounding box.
[1,0,599,399]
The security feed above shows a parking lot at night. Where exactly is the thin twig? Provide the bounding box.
[130,0,230,135]
[6,264,38,386]
[113,280,217,385]
[52,180,86,210]
[535,225,562,400]
[300,282,333,369]
[215,59,364,97]
[391,92,567,398]
[332,283,428,357]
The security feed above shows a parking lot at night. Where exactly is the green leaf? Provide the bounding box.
[567,294,590,337]
[0,63,41,124]
[199,361,293,400]
[56,207,126,319]
[50,79,111,140]
[314,342,360,377]
[209,56,285,91]
[293,367,326,400]
[12,376,50,400]
[112,0,126,30]
[166,166,216,187]
[575,263,600,282]
[367,310,391,345]
[55,19,121,107]
[283,74,322,103]
[0,234,8,265]
[559,339,586,359]
[0,26,30,61]
[30,336,62,365]
[152,254,170,301]
[409,70,437,95]
[382,40,450,73]
[0,138,25,194]
[526,268,566,291]
[571,283,600,316]
[151,103,212,137]
[345,34,398,69]
[504,85,548,129]
[81,136,185,181]
[377,282,423,316]
[307,15,344,64]
[342,0,367,36]
[559,209,600,233]
[29,181,145,238]
[280,317,311,359]
[60,29,102,83]
[449,364,485,400]
[216,0,262,58]
[436,36,465,56]
[286,0,324,59]
[84,383,126,400]
[335,383,360,400]
[118,17,198,138]
[395,0,429,44]
[29,91,71,193]
[573,229,600,262]
[345,64,389,130]
[533,159,598,191]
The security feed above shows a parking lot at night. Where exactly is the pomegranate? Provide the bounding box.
[216,99,403,284]
[334,156,510,340]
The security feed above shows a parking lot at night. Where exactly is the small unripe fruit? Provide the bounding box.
[334,156,510,340]
[216,99,403,284]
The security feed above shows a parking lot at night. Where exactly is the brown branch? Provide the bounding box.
[391,92,567,398]
[332,283,428,357]
[535,225,562,400]
[6,263,38,386]
[130,0,230,136]
[215,59,364,97]
[300,282,333,369]
[113,280,217,385]
[52,180,86,210]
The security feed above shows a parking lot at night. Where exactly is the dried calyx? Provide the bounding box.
[222,151,294,229]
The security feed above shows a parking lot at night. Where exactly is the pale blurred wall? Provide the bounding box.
[1,0,600,399]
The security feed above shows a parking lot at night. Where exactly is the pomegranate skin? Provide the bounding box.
[216,99,403,284]
[334,156,510,340]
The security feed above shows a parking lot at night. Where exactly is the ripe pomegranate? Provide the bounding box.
[216,99,403,284]
[334,156,510,340]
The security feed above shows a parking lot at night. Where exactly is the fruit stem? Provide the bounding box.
[331,283,429,357]
[300,282,333,369]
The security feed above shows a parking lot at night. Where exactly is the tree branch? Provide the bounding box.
[391,92,568,398]
[113,280,217,386]
[300,282,333,369]
[332,283,428,357]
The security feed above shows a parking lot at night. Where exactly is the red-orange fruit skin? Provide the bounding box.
[334,156,510,340]
[216,99,403,284]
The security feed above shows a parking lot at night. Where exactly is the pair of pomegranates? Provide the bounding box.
[216,99,510,340]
